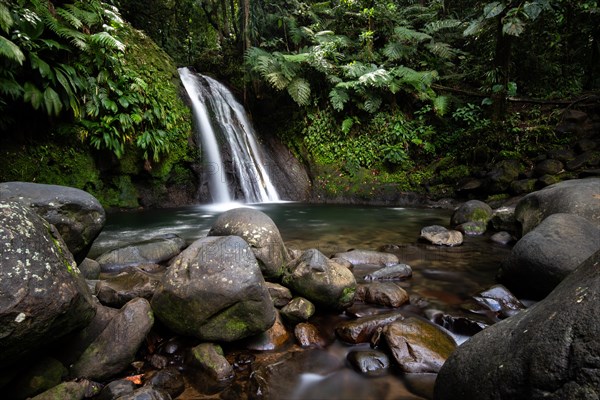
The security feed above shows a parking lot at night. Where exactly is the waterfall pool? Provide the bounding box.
[89,203,513,399]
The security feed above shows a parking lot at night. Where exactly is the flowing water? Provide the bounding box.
[178,68,280,203]
[90,203,513,400]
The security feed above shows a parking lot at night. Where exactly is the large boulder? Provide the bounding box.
[208,207,291,279]
[434,251,600,400]
[0,182,106,262]
[450,200,493,227]
[95,234,186,272]
[282,249,356,310]
[514,178,600,236]
[69,297,154,381]
[0,201,96,367]
[151,235,276,341]
[498,213,600,299]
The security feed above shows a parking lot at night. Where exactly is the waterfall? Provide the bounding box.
[179,67,280,204]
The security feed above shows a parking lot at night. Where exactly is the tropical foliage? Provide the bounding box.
[0,0,190,161]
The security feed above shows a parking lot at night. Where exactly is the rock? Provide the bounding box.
[0,201,96,367]
[575,137,597,153]
[451,200,493,227]
[498,213,600,299]
[534,159,564,176]
[151,236,276,341]
[490,231,515,245]
[208,207,291,279]
[420,225,463,246]
[510,178,537,194]
[29,380,94,400]
[514,178,600,236]
[472,284,526,319]
[332,249,399,266]
[486,159,521,193]
[383,317,456,373]
[143,367,185,399]
[335,311,405,344]
[294,322,326,348]
[78,258,100,280]
[265,282,293,307]
[114,386,171,400]
[95,267,162,308]
[282,249,356,310]
[243,312,290,351]
[0,182,105,262]
[428,311,488,337]
[490,206,518,234]
[566,151,599,170]
[280,297,315,323]
[96,380,136,400]
[363,263,413,281]
[70,298,154,381]
[455,221,487,236]
[346,350,390,376]
[547,148,576,163]
[95,234,186,272]
[434,251,600,400]
[5,356,67,399]
[188,343,234,388]
[359,282,409,308]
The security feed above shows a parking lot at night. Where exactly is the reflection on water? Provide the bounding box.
[89,202,513,400]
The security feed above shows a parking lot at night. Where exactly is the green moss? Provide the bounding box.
[471,208,492,223]
[340,286,357,305]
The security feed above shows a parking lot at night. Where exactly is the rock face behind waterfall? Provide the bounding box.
[208,207,291,279]
[151,235,276,341]
[0,182,106,263]
[0,201,96,367]
[434,251,600,400]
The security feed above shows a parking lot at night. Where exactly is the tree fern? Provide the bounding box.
[393,26,432,43]
[426,42,458,60]
[424,19,462,35]
[329,86,349,111]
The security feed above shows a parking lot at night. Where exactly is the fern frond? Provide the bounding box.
[329,87,349,111]
[433,95,450,116]
[287,77,311,106]
[23,82,43,110]
[382,42,415,61]
[89,31,125,51]
[0,3,13,32]
[358,68,391,87]
[43,86,62,116]
[0,36,25,65]
[424,19,462,35]
[0,76,23,98]
[426,42,458,59]
[362,93,382,113]
[56,7,83,29]
[393,26,432,43]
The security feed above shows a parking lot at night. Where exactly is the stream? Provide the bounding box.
[89,202,513,399]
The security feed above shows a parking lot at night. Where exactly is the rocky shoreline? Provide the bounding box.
[0,178,599,399]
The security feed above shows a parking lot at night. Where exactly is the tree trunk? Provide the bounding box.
[492,18,512,121]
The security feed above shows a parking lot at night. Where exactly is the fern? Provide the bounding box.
[426,42,458,60]
[382,41,415,61]
[329,87,349,111]
[0,2,13,32]
[287,77,311,106]
[0,36,25,65]
[362,93,382,113]
[43,86,62,116]
[393,26,432,43]
[433,95,450,116]
[424,19,462,35]
[358,68,392,87]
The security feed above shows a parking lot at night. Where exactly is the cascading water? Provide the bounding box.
[178,67,280,204]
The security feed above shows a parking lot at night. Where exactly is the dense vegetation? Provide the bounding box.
[1,0,598,205]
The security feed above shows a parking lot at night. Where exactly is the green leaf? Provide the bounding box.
[43,87,62,116]
[0,36,25,65]
[341,117,354,134]
[23,82,43,110]
[464,18,485,36]
[507,81,517,96]
[503,17,525,36]
[523,2,542,20]
[329,87,349,111]
[484,2,506,18]
[433,96,450,116]
[0,3,13,32]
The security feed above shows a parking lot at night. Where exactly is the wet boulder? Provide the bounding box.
[0,201,96,367]
[95,234,186,272]
[346,350,390,376]
[332,249,399,267]
[29,380,96,400]
[114,386,171,400]
[357,282,410,308]
[420,225,463,246]
[243,312,290,351]
[265,282,293,307]
[434,251,600,400]
[188,343,234,391]
[282,249,356,310]
[451,200,493,227]
[294,322,327,348]
[472,284,526,319]
[486,159,522,193]
[142,367,185,399]
[383,317,456,373]
[335,311,405,344]
[514,178,600,236]
[208,207,291,279]
[363,263,413,281]
[490,206,518,234]
[498,213,600,299]
[280,297,315,323]
[69,297,154,381]
[94,267,162,308]
[0,182,105,263]
[151,236,276,341]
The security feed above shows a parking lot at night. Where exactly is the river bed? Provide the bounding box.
[89,202,513,399]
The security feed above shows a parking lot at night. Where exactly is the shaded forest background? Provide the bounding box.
[1,0,598,207]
